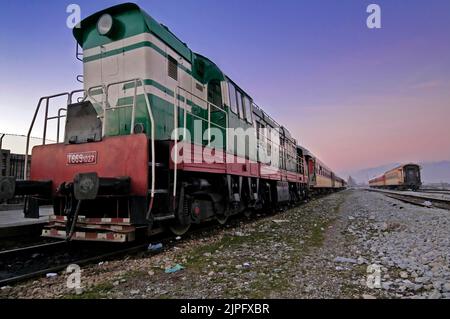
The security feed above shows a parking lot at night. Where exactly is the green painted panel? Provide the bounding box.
[74,4,148,50]
[97,89,232,153]
[141,12,192,61]
[191,54,225,85]
[123,79,175,97]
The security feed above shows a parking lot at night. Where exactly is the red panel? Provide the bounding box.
[170,142,259,177]
[308,160,315,175]
[260,164,282,180]
[226,157,259,177]
[30,134,149,196]
[172,142,227,174]
[286,170,299,183]
[250,163,259,176]
[168,142,307,184]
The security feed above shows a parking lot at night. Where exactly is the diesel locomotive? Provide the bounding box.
[0,3,346,242]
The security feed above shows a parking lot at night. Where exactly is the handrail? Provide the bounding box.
[24,90,85,180]
[252,102,282,130]
[100,78,156,207]
[45,108,68,144]
[173,88,179,198]
[172,86,229,198]
[140,81,156,209]
[176,86,228,130]
[76,43,83,62]
[22,81,157,212]
[23,79,156,214]
[176,86,210,108]
[131,79,138,134]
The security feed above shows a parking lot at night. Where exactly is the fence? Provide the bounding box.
[0,150,30,179]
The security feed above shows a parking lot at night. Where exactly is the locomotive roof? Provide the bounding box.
[297,146,313,158]
[391,163,421,170]
[74,3,190,58]
[73,3,224,84]
[251,103,281,130]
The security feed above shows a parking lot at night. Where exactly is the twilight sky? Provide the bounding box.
[1,0,449,176]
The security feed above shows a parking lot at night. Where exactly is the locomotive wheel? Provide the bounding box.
[216,214,229,225]
[169,222,191,236]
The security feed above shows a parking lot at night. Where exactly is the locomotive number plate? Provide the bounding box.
[67,151,97,165]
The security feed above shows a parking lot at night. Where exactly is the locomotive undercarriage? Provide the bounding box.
[1,163,311,243]
[165,172,309,237]
[374,185,420,192]
[1,140,307,243]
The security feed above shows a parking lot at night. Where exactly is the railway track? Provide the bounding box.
[0,191,343,288]
[0,240,133,287]
[0,225,227,287]
[0,207,281,287]
[0,241,67,258]
[419,189,450,195]
[368,188,450,210]
[0,241,151,287]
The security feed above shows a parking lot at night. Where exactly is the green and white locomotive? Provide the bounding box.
[0,3,345,242]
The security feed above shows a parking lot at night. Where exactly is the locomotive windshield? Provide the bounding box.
[64,101,103,144]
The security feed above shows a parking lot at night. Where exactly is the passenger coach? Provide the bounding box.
[369,164,422,191]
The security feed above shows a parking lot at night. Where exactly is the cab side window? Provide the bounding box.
[267,127,272,157]
[228,84,238,114]
[244,97,252,123]
[208,80,222,107]
[236,90,244,119]
[256,121,261,140]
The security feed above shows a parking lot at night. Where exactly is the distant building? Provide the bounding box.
[0,149,10,177]
[1,149,31,180]
[0,134,40,180]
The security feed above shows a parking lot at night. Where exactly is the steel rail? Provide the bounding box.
[0,221,225,287]
[0,241,67,259]
[368,188,450,210]
[419,189,450,195]
[0,242,150,287]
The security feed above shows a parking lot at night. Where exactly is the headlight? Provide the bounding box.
[97,14,114,36]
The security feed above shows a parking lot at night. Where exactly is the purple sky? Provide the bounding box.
[1,0,449,176]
